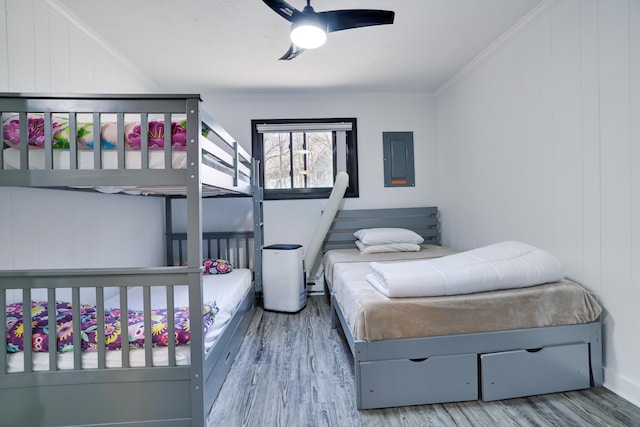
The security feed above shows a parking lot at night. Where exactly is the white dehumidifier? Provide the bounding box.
[262,244,306,313]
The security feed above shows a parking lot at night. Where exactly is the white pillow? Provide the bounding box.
[353,228,424,245]
[355,240,421,254]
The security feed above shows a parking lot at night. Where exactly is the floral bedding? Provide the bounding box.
[1,113,188,151]
[5,301,218,353]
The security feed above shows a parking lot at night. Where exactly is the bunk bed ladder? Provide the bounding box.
[252,159,265,297]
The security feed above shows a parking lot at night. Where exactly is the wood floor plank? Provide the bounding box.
[208,296,640,427]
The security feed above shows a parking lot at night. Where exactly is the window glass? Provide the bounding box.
[263,132,291,189]
[252,118,359,200]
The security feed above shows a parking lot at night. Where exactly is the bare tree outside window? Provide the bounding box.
[263,133,291,189]
[292,131,333,189]
[252,118,359,200]
[264,131,333,190]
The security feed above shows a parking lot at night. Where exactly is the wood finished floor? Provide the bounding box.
[208,296,640,427]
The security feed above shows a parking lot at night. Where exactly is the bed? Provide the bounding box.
[322,207,604,410]
[0,93,264,426]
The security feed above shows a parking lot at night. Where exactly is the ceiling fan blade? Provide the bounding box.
[320,9,395,33]
[279,43,305,60]
[262,0,302,22]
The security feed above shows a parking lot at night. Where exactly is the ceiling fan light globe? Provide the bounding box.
[291,23,326,49]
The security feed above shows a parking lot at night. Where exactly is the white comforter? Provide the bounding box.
[366,241,565,297]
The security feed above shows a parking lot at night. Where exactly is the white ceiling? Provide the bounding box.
[54,0,542,94]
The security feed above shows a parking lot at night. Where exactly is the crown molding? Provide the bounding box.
[436,0,558,97]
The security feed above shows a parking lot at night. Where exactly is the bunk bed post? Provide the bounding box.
[232,141,239,187]
[185,96,206,426]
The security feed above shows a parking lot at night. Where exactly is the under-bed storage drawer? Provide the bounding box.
[359,354,478,409]
[480,343,590,401]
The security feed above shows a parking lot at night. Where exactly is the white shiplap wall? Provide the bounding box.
[437,0,640,406]
[0,0,166,275]
[0,188,164,270]
[0,0,161,93]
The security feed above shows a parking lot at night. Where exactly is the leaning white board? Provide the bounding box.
[304,171,349,279]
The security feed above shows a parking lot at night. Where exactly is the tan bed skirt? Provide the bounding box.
[323,245,602,342]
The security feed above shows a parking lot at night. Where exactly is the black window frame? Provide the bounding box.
[252,118,359,200]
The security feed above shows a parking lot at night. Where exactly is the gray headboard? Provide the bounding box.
[323,207,440,252]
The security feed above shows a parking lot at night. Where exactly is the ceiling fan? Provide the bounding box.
[263,0,395,60]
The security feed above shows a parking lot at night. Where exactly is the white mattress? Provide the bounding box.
[2,146,187,170]
[325,248,602,341]
[6,269,253,372]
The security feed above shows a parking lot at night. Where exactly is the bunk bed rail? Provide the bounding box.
[168,231,255,269]
[0,267,195,372]
[0,267,198,425]
[0,92,253,196]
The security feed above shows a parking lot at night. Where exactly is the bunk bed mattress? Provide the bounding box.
[2,146,187,170]
[324,246,602,342]
[6,269,252,372]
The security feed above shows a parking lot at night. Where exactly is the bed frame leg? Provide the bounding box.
[330,298,340,329]
[590,321,604,386]
[355,361,363,410]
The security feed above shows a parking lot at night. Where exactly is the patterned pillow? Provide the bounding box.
[203,259,233,275]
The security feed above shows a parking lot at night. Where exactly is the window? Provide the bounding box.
[252,118,359,200]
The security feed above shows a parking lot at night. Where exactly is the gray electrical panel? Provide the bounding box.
[383,131,415,187]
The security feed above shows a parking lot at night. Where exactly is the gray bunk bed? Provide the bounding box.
[0,93,263,426]
[322,207,603,410]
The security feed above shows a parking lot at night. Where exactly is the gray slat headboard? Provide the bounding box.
[323,207,440,252]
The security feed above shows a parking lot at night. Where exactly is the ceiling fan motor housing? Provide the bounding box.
[263,0,395,59]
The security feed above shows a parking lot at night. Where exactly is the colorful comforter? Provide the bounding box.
[5,301,218,353]
[2,113,188,151]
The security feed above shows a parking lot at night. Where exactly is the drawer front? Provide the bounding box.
[360,354,478,409]
[481,343,590,401]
